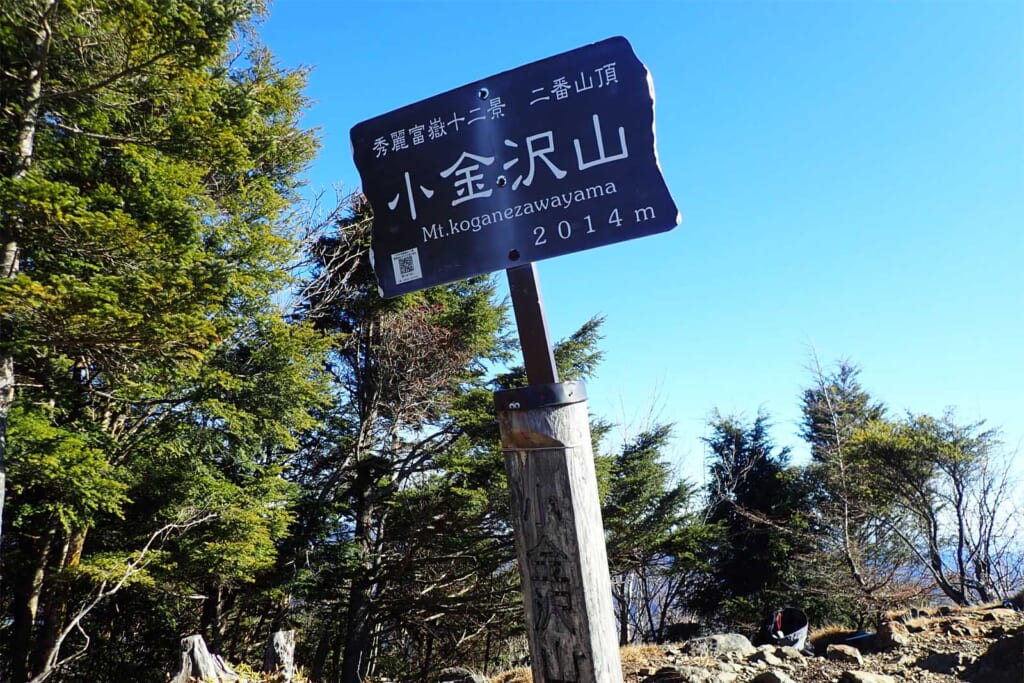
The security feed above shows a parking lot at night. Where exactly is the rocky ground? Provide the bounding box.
[485,605,1023,683]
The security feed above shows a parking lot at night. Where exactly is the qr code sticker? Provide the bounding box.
[391,248,422,284]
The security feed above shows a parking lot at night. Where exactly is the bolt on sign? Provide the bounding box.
[351,36,680,298]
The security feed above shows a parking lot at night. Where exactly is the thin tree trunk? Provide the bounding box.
[310,629,332,682]
[642,570,658,642]
[11,529,55,683]
[1,0,58,590]
[331,629,343,682]
[365,620,384,681]
[613,577,629,646]
[481,630,489,676]
[340,565,373,683]
[340,481,376,683]
[30,527,86,676]
[201,583,225,653]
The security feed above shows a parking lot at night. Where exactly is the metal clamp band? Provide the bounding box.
[493,380,587,411]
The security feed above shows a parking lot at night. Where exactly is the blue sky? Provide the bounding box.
[260,0,1023,481]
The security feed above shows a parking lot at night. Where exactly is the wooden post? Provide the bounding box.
[494,381,622,683]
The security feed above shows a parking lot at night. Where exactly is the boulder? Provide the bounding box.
[826,644,864,666]
[750,672,795,683]
[747,648,783,667]
[916,650,963,675]
[681,633,755,658]
[838,672,896,683]
[876,621,910,650]
[982,608,1018,621]
[775,646,804,661]
[967,628,1023,683]
[677,666,739,683]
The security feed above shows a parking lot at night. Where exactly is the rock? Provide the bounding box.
[676,665,733,683]
[774,646,803,661]
[641,664,742,683]
[642,666,686,683]
[876,621,910,649]
[982,608,1017,621]
[915,650,964,674]
[563,610,1021,683]
[747,648,783,667]
[750,672,795,683]
[969,627,1023,683]
[826,644,864,665]
[681,633,755,658]
[838,672,896,683]
[438,666,487,683]
[943,620,978,636]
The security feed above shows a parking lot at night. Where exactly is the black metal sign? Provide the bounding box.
[351,36,680,298]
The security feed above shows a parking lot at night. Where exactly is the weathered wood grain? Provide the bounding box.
[264,629,296,681]
[169,634,239,683]
[498,395,622,683]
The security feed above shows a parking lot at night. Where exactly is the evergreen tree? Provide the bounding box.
[286,200,618,680]
[800,359,886,465]
[798,358,915,622]
[0,1,323,679]
[602,425,711,644]
[288,197,510,683]
[700,410,807,630]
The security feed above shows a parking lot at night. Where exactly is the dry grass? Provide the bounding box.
[881,606,935,630]
[900,615,939,632]
[808,623,859,652]
[619,644,664,666]
[885,600,1014,625]
[491,668,532,683]
[491,643,663,683]
[619,643,666,678]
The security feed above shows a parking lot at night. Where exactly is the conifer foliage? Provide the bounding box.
[0,2,322,680]
[698,411,810,630]
[1,4,1020,682]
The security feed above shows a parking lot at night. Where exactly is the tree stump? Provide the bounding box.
[264,629,296,681]
[170,634,239,683]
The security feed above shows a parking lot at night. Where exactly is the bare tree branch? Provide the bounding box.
[27,510,216,683]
